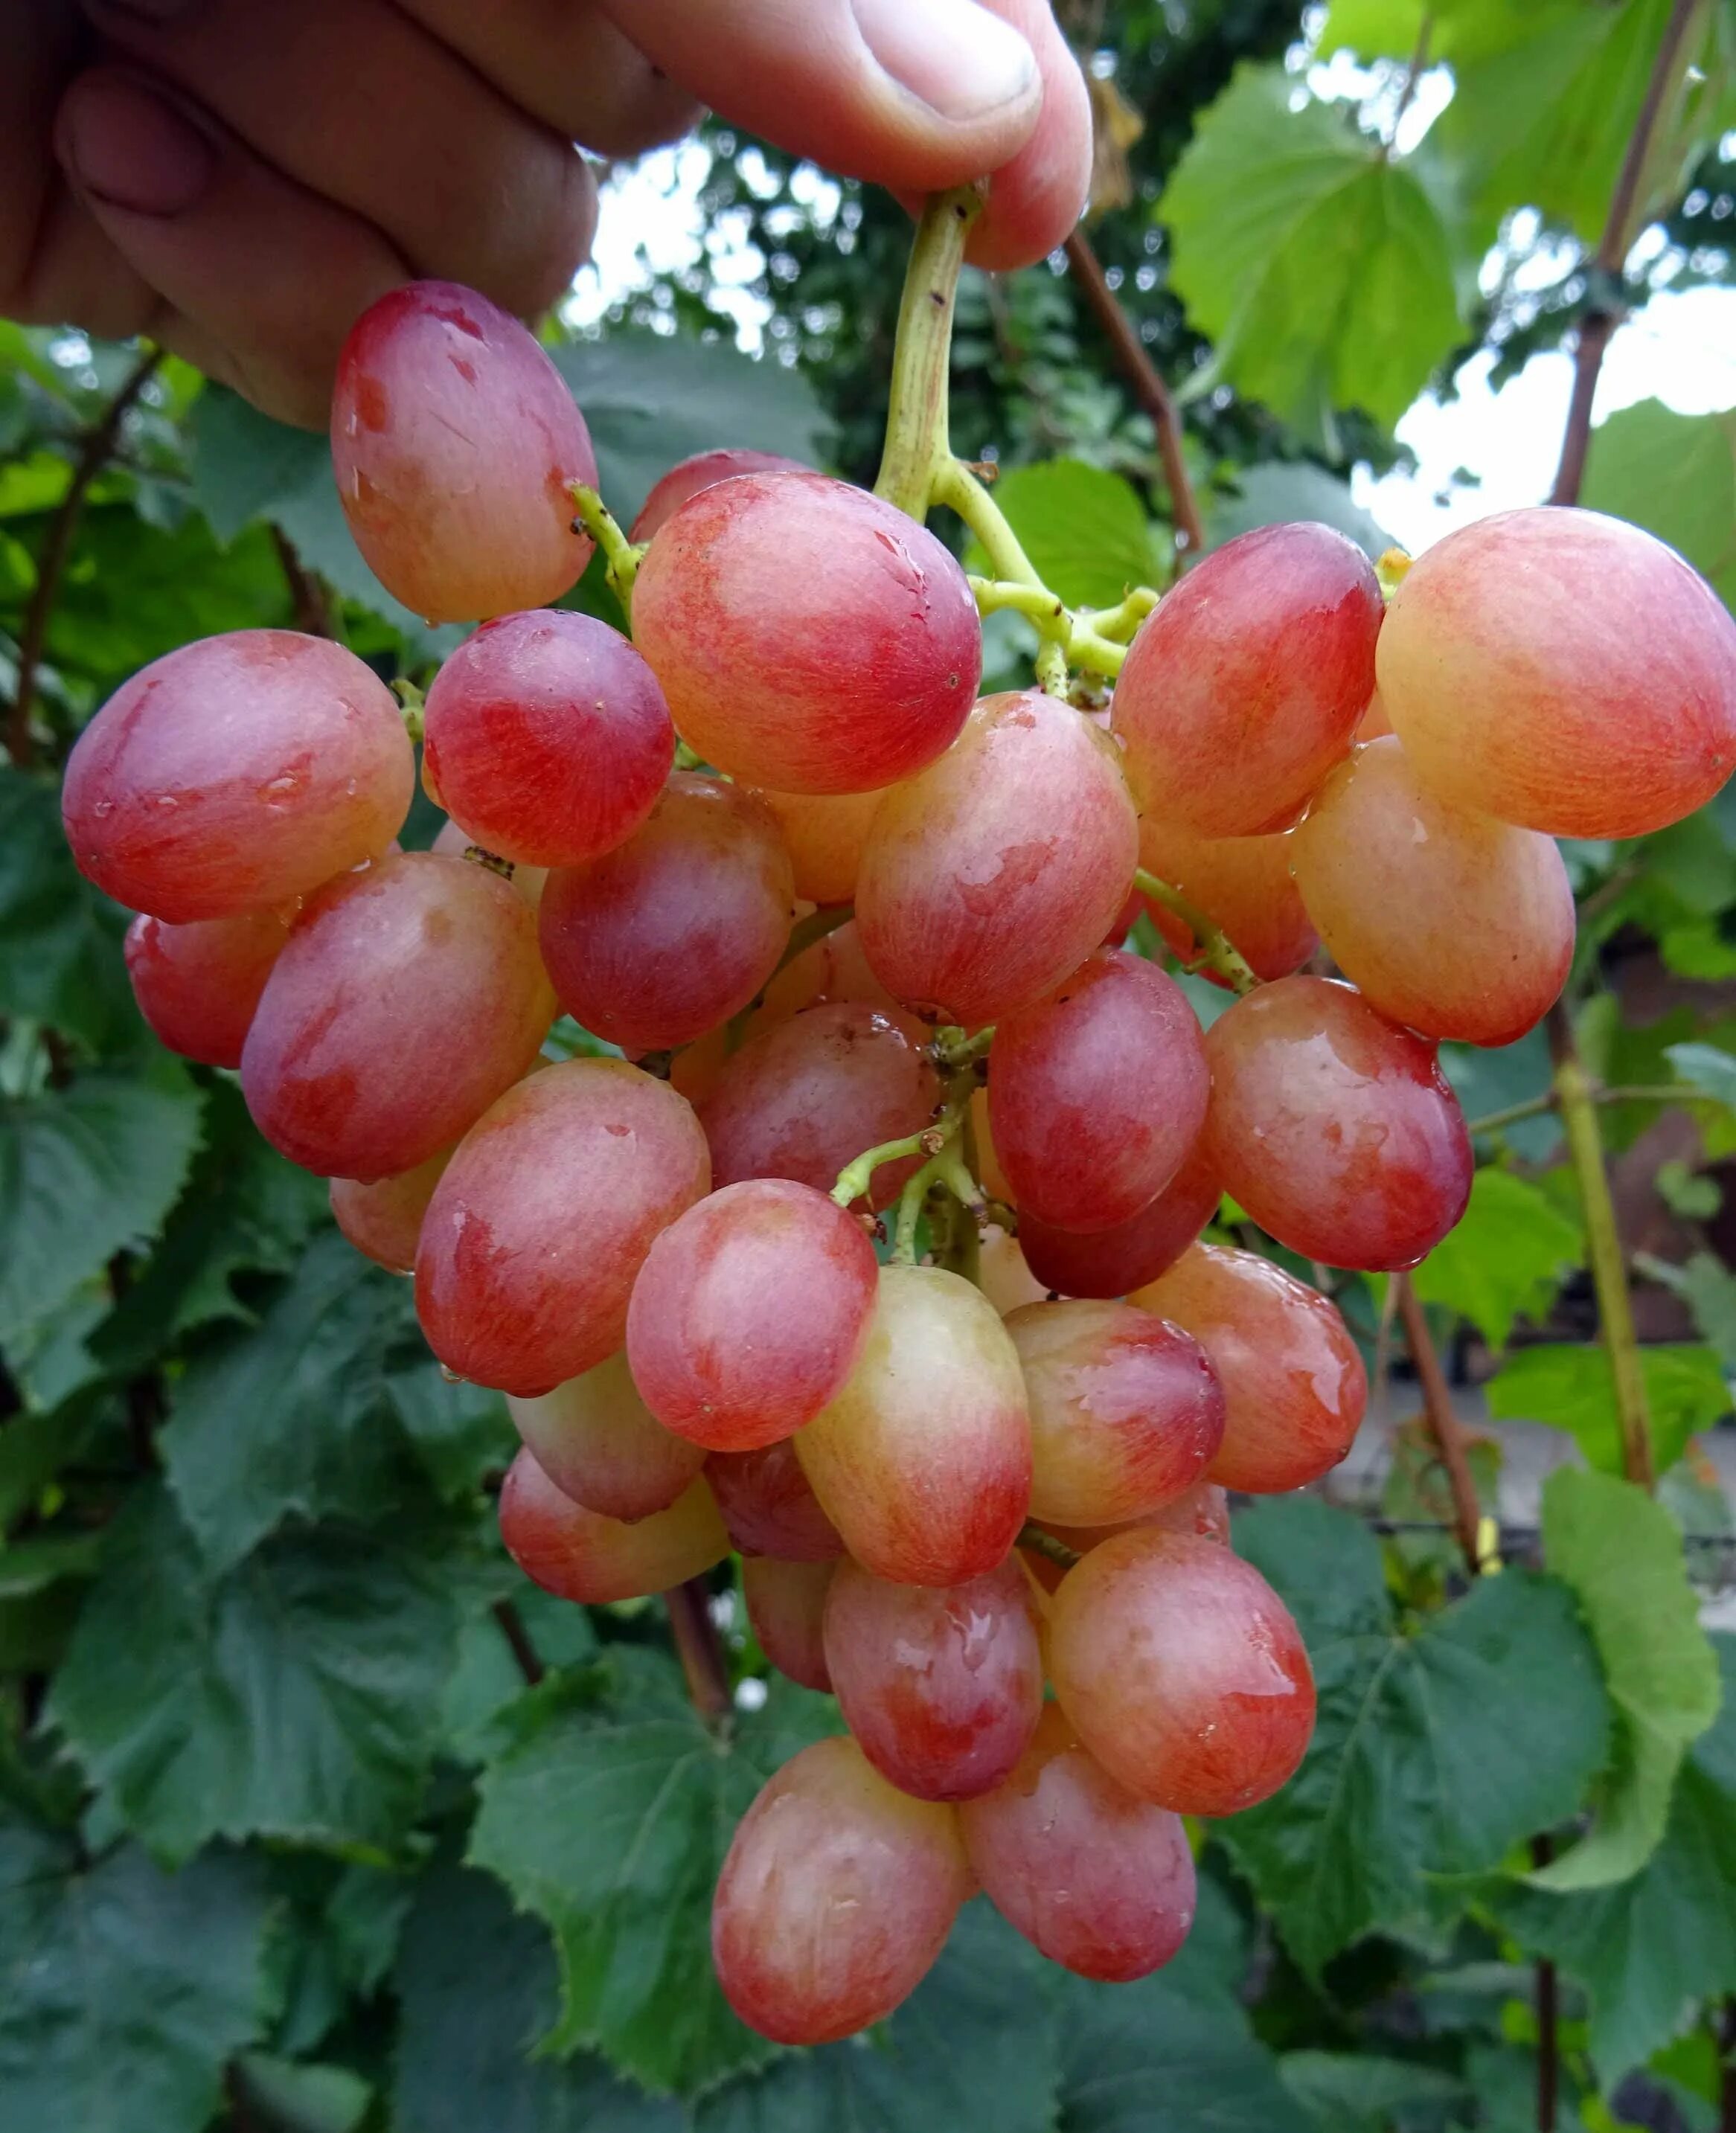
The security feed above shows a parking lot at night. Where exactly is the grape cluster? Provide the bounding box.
[61,278,1736,2048]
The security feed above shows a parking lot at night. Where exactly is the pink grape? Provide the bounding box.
[1202,975,1472,1271]
[711,1734,972,2045]
[1005,1300,1225,1526]
[241,853,554,1179]
[1021,1482,1232,1599]
[331,280,596,622]
[1137,815,1317,984]
[856,689,1138,1027]
[499,1447,726,1603]
[742,1556,836,1691]
[1133,1245,1368,1494]
[330,1146,453,1273]
[755,918,909,1030]
[539,774,794,1051]
[1049,1530,1315,1815]
[1377,506,1736,838]
[749,787,885,906]
[625,1179,879,1451]
[823,1557,1042,1801]
[797,1264,1031,1586]
[506,1353,707,1521]
[420,611,674,867]
[632,472,981,794]
[1357,690,1393,742]
[125,907,289,1068]
[1019,1141,1223,1300]
[63,631,412,923]
[699,1002,941,1213]
[705,1439,843,1561]
[959,1704,1196,1981]
[988,951,1208,1231]
[630,448,809,543]
[1290,734,1575,1046]
[415,1059,711,1395]
[431,818,546,905]
[1112,522,1382,836]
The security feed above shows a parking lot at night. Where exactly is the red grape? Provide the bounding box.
[958,1704,1196,1981]
[415,1059,711,1395]
[331,280,596,622]
[1018,1141,1223,1300]
[1202,976,1472,1271]
[988,951,1208,1231]
[1049,1530,1315,1815]
[699,1001,941,1213]
[1112,522,1382,835]
[823,1556,1042,1801]
[1006,1300,1225,1525]
[1378,506,1736,838]
[705,1439,842,1560]
[749,788,885,907]
[756,918,908,1030]
[421,611,674,867]
[626,1179,878,1451]
[63,631,412,923]
[1290,734,1575,1046]
[539,774,794,1051]
[1133,1245,1368,1494]
[632,472,981,794]
[499,1447,726,1603]
[741,1555,836,1691]
[506,1353,707,1521]
[856,689,1138,1027]
[796,1264,1031,1586]
[629,448,809,543]
[1137,816,1317,984]
[241,853,554,1179]
[330,1146,453,1273]
[1022,1482,1231,1598]
[711,1734,972,2045]
[125,907,289,1068]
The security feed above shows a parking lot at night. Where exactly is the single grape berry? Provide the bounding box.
[125,908,290,1068]
[749,786,886,907]
[1137,815,1317,984]
[499,1448,727,1604]
[506,1353,708,1522]
[1017,1141,1223,1300]
[741,1556,836,1691]
[705,1440,844,1561]
[330,1147,453,1274]
[630,447,808,542]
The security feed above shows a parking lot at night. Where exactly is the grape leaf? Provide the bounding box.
[1410,1167,1583,1352]
[228,2056,373,2133]
[1279,2050,1467,2133]
[1530,1468,1722,1892]
[1483,1342,1729,1477]
[1581,400,1736,611]
[384,1356,516,1504]
[969,458,1159,609]
[1218,1499,1610,1975]
[49,1484,459,1864]
[0,1831,275,2133]
[0,767,137,1053]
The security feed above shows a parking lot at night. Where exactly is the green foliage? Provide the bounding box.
[972,458,1162,604]
[1410,1167,1584,1351]
[1484,1342,1730,1475]
[1581,400,1736,609]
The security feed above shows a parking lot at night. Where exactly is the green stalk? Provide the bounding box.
[873,188,981,519]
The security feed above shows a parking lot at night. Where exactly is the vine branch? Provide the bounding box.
[1394,1273,1487,1576]
[490,1598,545,1687]
[664,1579,731,1723]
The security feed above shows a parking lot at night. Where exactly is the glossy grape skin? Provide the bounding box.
[1006,1300,1225,1526]
[415,1059,711,1396]
[506,1353,707,1521]
[241,853,555,1180]
[499,1448,727,1603]
[420,611,674,867]
[1356,690,1392,742]
[1050,1530,1315,1815]
[796,1265,1032,1587]
[1202,976,1473,1271]
[1112,523,1382,837]
[1378,506,1736,838]
[125,907,289,1068]
[431,817,546,905]
[750,788,885,906]
[742,1556,836,1691]
[1137,816,1318,984]
[978,1226,1050,1316]
[699,1002,941,1213]
[629,449,809,543]
[711,1734,973,2046]
[989,952,1208,1232]
[1019,1141,1223,1300]
[63,631,412,923]
[753,920,913,1039]
[633,472,981,795]
[1133,1245,1368,1494]
[1290,736,1575,1047]
[705,1439,843,1561]
[1022,1482,1232,1598]
[331,280,595,622]
[539,775,794,1052]
[856,690,1139,1027]
[959,1704,1196,1980]
[330,1146,452,1273]
[625,1180,878,1451]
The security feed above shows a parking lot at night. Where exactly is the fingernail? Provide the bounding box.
[59,73,214,216]
[852,0,1040,123]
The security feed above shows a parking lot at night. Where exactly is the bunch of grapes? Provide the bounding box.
[61,271,1736,2050]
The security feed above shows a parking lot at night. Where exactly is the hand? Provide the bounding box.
[2,0,1089,428]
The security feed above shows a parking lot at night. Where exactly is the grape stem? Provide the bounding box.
[391,676,425,742]
[967,575,1144,682]
[1393,1272,1493,1577]
[830,1114,961,1213]
[1132,868,1258,994]
[1467,1083,1717,1136]
[570,482,645,609]
[1016,1523,1081,1571]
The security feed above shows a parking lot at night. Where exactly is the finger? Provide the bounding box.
[595,0,1044,193]
[57,66,415,426]
[963,0,1092,270]
[82,0,596,319]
